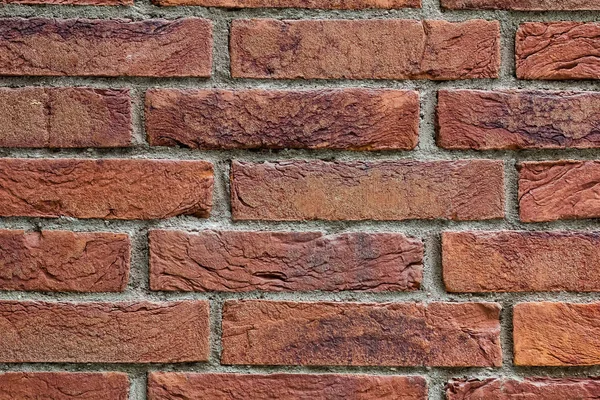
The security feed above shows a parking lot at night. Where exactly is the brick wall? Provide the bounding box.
[0,0,599,398]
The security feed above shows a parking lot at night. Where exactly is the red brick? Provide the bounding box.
[145,89,419,150]
[149,230,423,292]
[443,231,600,292]
[437,90,600,150]
[154,0,420,8]
[230,19,500,80]
[221,300,502,367]
[514,302,600,366]
[442,0,600,9]
[0,87,131,148]
[0,18,212,77]
[519,161,600,222]
[0,158,213,220]
[0,372,129,400]
[0,301,209,363]
[516,22,600,80]
[231,160,505,221]
[447,378,600,399]
[148,372,427,400]
[0,230,130,292]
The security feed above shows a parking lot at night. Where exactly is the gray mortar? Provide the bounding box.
[0,0,600,399]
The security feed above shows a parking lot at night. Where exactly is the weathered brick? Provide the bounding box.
[230,19,500,80]
[221,300,502,367]
[0,230,130,292]
[0,87,131,148]
[0,301,209,363]
[0,158,213,220]
[149,230,423,292]
[443,231,600,292]
[148,372,427,400]
[0,18,212,77]
[231,160,504,221]
[437,90,600,150]
[0,372,129,400]
[145,89,419,150]
[519,161,600,222]
[154,0,420,8]
[516,22,600,80]
[447,378,600,400]
[442,0,600,9]
[514,302,600,366]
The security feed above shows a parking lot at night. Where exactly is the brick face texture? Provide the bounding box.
[0,372,129,400]
[221,300,502,367]
[443,231,600,292]
[516,22,600,80]
[446,378,600,399]
[230,19,500,80]
[0,301,209,363]
[0,158,213,219]
[442,0,600,9]
[0,87,131,148]
[148,373,427,400]
[231,160,504,221]
[2,0,599,396]
[0,18,212,77]
[437,90,600,150]
[146,89,419,150]
[514,302,600,366]
[519,161,600,222]
[149,230,423,292]
[0,230,130,292]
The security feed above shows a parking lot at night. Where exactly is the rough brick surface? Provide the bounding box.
[0,230,130,292]
[437,90,600,150]
[519,161,600,222]
[0,372,129,400]
[514,302,600,366]
[442,0,600,9]
[446,378,600,399]
[230,19,500,80]
[0,87,131,148]
[0,158,213,220]
[221,300,502,367]
[443,231,600,292]
[154,0,420,8]
[148,372,427,400]
[145,89,419,150]
[231,160,504,221]
[0,18,212,77]
[516,22,600,80]
[149,230,423,292]
[0,301,209,363]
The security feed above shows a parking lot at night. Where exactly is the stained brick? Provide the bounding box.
[149,230,423,292]
[146,89,419,150]
[0,301,209,363]
[0,18,212,77]
[231,160,505,221]
[222,300,502,367]
[230,19,500,80]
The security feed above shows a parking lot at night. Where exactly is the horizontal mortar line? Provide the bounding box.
[2,363,600,378]
[2,290,600,303]
[2,77,600,90]
[4,148,600,161]
[4,219,600,233]
[0,7,598,21]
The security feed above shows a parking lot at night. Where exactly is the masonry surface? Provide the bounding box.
[0,0,599,399]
